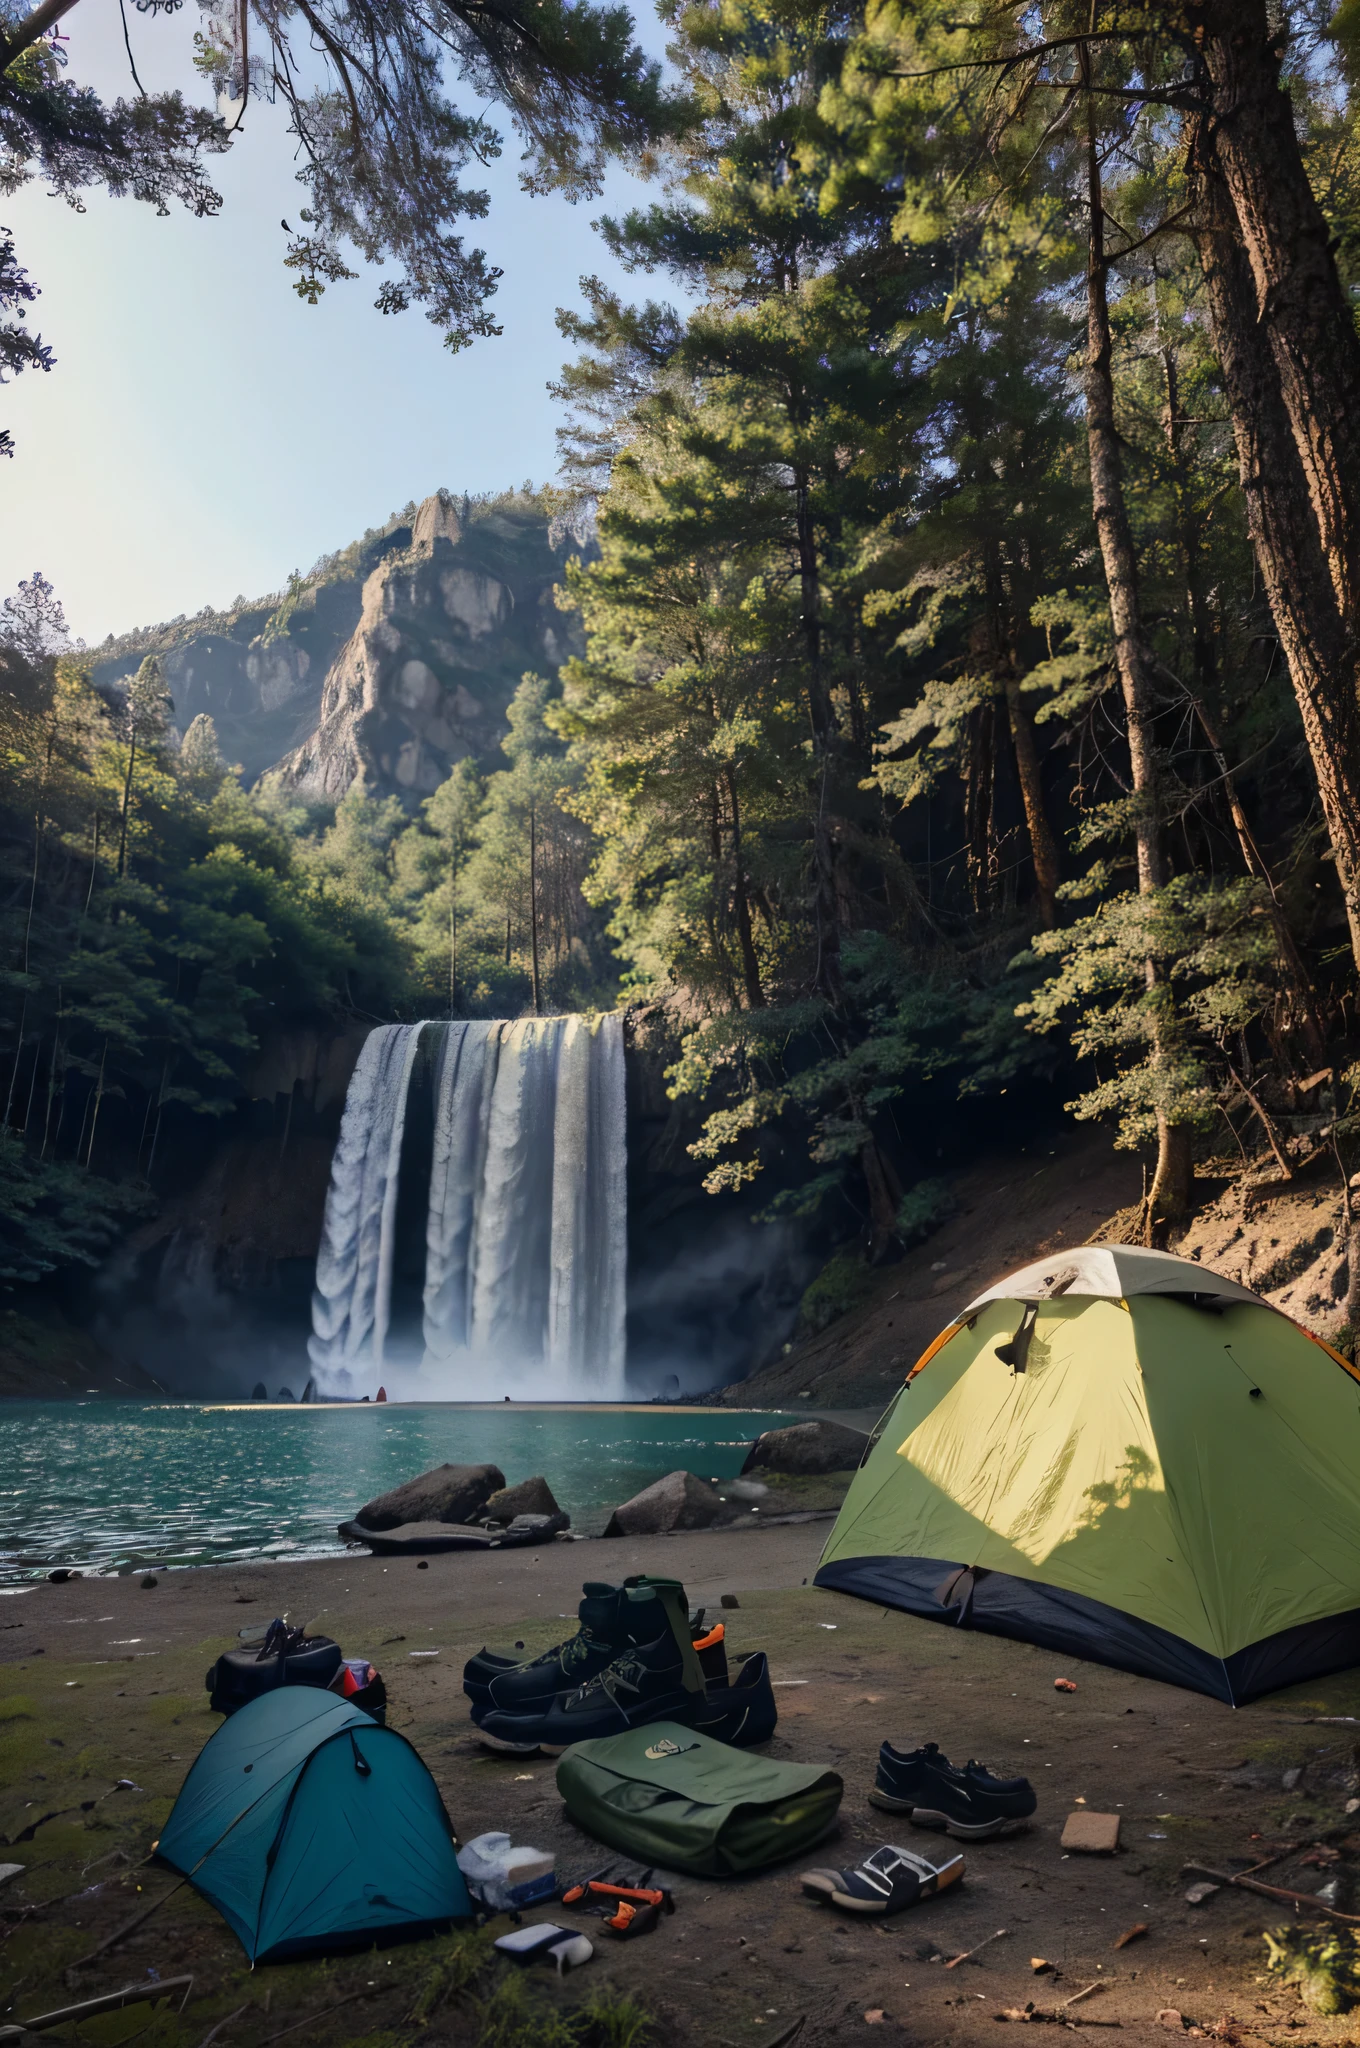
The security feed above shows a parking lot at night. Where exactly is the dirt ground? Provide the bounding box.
[6,1527,1360,2047]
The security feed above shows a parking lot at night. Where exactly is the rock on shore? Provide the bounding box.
[741,1420,869,1476]
[352,1462,506,1531]
[602,1470,739,1538]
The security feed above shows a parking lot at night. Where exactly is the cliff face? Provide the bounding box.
[92,492,589,802]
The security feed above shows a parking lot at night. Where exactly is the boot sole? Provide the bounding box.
[898,1801,1031,1840]
[477,1730,543,1756]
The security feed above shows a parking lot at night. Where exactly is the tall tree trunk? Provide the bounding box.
[1188,126,1360,975]
[448,833,459,1018]
[529,803,541,1017]
[861,1126,903,1262]
[794,465,842,1001]
[963,696,998,916]
[984,541,1060,928]
[117,728,137,879]
[1083,62,1192,1239]
[84,1038,108,1168]
[1193,0,1360,631]
[1157,325,1220,703]
[724,767,764,1010]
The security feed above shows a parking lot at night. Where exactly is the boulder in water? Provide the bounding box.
[251,1382,267,1400]
[740,1420,869,1477]
[353,1461,506,1531]
[602,1470,737,1538]
[482,1476,567,1530]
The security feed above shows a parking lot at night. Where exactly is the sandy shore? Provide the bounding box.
[0,1520,833,1657]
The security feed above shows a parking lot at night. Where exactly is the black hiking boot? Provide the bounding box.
[466,1578,713,1725]
[478,1580,707,1754]
[870,1740,1036,1839]
[692,1649,777,1748]
[479,1626,700,1754]
[464,1582,635,1722]
[464,1584,721,1719]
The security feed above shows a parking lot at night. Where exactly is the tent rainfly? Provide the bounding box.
[815,1245,1360,1703]
[156,1687,471,1962]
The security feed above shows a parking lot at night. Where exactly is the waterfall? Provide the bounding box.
[308,1014,627,1399]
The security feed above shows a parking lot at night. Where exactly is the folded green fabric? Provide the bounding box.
[555,1722,843,1877]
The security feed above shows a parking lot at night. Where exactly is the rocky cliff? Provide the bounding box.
[92,491,590,801]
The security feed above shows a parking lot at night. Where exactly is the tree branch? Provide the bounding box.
[0,0,82,74]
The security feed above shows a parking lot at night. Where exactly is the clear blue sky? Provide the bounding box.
[0,1,672,643]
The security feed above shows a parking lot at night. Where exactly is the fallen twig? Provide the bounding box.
[254,1985,384,2047]
[995,2007,1121,2027]
[1179,1862,1360,1926]
[12,1976,193,2034]
[195,2001,250,2048]
[1062,1982,1106,2008]
[947,1928,1009,1969]
[67,1879,186,1970]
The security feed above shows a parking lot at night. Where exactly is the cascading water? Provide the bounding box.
[308,1014,627,1400]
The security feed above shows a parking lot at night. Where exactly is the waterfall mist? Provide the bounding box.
[308,1015,627,1400]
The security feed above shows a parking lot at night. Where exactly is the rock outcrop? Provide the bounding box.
[602,1470,738,1537]
[741,1420,869,1476]
[352,1460,506,1530]
[93,491,592,805]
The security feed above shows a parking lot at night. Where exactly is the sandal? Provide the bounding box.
[799,1842,964,1915]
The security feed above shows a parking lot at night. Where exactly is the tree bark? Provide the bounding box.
[1193,0,1360,632]
[963,696,998,916]
[528,802,541,1016]
[117,728,137,880]
[1082,61,1189,1240]
[860,1130,902,1261]
[985,541,1060,928]
[448,832,459,1018]
[0,0,82,69]
[724,767,764,1010]
[1187,125,1360,976]
[794,465,842,1002]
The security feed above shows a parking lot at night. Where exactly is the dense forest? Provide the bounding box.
[7,0,1360,1329]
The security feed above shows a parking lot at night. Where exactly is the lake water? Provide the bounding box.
[0,1401,800,1581]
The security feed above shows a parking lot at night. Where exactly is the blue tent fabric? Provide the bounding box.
[157,1687,472,1962]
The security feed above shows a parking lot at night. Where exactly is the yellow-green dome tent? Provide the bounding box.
[815,1246,1360,1702]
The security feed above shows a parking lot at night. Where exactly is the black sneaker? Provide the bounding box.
[692,1650,776,1748]
[479,1624,701,1755]
[800,1842,965,1914]
[870,1741,1036,1839]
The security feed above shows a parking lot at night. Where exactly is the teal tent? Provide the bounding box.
[157,1687,471,1963]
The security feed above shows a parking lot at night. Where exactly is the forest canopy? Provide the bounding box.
[9,0,1360,1309]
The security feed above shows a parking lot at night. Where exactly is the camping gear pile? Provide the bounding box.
[462,1574,777,1754]
[817,1244,1360,1703]
[162,1239,1360,1976]
[205,1616,387,1722]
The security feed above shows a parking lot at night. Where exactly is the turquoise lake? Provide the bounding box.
[0,1402,799,1581]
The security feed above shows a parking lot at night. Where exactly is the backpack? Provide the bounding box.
[555,1722,842,1877]
[205,1626,342,1716]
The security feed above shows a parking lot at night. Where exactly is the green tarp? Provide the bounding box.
[157,1687,471,1961]
[556,1722,842,1876]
